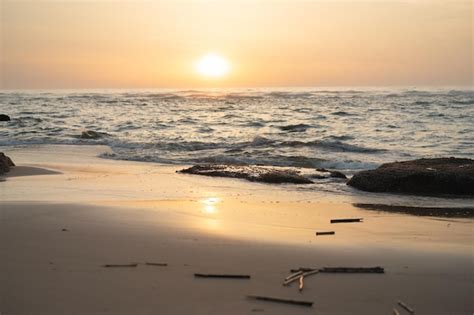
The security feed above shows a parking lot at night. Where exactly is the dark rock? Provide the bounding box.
[0,114,11,121]
[179,164,313,184]
[329,171,347,179]
[0,152,15,175]
[80,130,102,139]
[315,168,347,179]
[347,158,474,196]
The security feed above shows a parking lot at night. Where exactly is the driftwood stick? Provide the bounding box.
[320,267,384,273]
[397,300,415,314]
[284,270,303,281]
[284,269,319,286]
[298,276,304,292]
[283,274,302,286]
[194,273,250,279]
[103,263,138,268]
[316,231,335,235]
[392,308,401,315]
[290,268,317,273]
[330,218,363,223]
[247,295,313,307]
[301,269,319,278]
[145,262,168,266]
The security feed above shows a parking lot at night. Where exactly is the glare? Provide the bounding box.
[195,53,230,78]
[201,197,221,214]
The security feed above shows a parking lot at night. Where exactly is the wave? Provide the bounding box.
[280,140,384,153]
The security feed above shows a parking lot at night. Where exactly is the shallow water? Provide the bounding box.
[1,88,472,173]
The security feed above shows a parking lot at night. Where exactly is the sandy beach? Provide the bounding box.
[0,145,472,315]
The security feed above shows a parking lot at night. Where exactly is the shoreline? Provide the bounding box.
[1,144,473,314]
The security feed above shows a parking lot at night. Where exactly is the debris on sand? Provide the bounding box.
[145,262,168,266]
[397,300,415,314]
[283,269,319,286]
[316,231,335,236]
[102,263,138,268]
[247,295,313,307]
[194,273,251,279]
[330,218,363,223]
[320,267,384,273]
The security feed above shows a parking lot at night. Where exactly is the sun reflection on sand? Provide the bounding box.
[200,197,220,214]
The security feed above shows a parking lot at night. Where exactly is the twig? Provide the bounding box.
[330,218,363,223]
[284,269,319,286]
[283,274,302,286]
[316,231,335,235]
[194,273,250,279]
[145,262,168,266]
[320,267,384,273]
[284,270,303,281]
[397,300,415,314]
[290,267,317,273]
[393,308,400,315]
[298,276,304,292]
[247,295,313,307]
[301,269,319,278]
[102,264,138,268]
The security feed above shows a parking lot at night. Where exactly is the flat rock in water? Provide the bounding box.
[347,158,474,196]
[0,114,11,121]
[0,152,15,175]
[179,164,313,184]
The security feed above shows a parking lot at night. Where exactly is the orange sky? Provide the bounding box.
[1,0,472,89]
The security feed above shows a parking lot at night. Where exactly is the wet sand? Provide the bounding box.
[1,145,473,315]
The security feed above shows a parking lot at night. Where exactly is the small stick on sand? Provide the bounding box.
[330,218,363,223]
[316,231,335,236]
[194,273,250,279]
[298,276,304,292]
[284,270,303,281]
[284,269,319,286]
[301,269,319,278]
[397,300,415,314]
[392,308,401,315]
[290,268,317,273]
[103,263,138,268]
[320,267,384,273]
[145,262,168,266]
[283,274,302,286]
[247,295,313,307]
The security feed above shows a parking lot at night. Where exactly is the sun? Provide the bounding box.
[195,53,230,78]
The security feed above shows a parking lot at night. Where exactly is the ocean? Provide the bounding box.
[1,87,473,206]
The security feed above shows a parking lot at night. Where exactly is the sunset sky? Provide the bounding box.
[1,0,472,89]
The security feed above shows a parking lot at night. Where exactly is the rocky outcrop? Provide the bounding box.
[347,158,474,196]
[0,152,15,174]
[179,164,313,184]
[0,114,11,121]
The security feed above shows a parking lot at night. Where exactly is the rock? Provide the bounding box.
[328,170,347,179]
[179,164,313,184]
[347,158,474,196]
[80,130,101,139]
[315,168,347,179]
[0,114,11,121]
[0,152,15,175]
